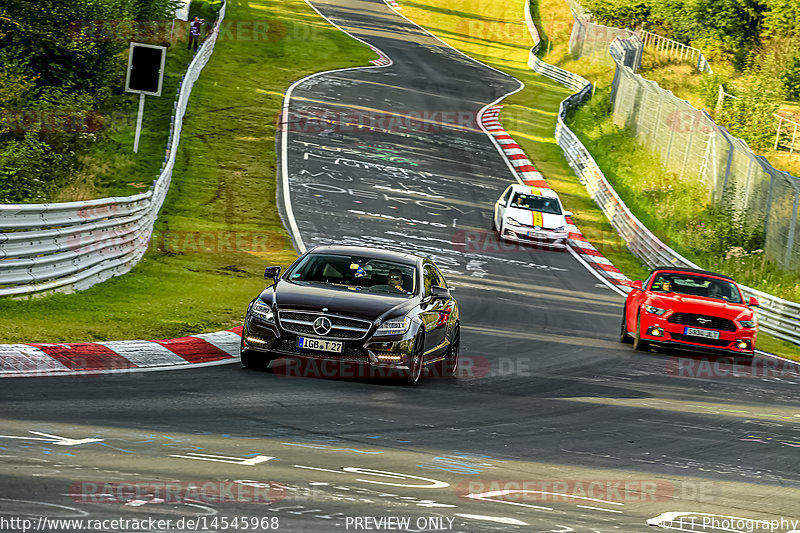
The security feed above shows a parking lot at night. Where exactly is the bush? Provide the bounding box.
[715,86,780,150]
[0,0,182,203]
[697,72,731,109]
[780,55,800,100]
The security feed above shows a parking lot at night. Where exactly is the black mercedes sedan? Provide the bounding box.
[240,246,460,385]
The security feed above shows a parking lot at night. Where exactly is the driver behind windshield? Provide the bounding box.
[387,269,404,292]
[653,276,673,292]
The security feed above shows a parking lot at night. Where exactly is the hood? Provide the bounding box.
[259,280,417,321]
[648,294,754,321]
[506,207,566,230]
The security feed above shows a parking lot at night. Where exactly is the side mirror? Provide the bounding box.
[430,285,451,299]
[564,211,573,217]
[748,296,759,307]
[264,266,281,281]
[631,280,643,290]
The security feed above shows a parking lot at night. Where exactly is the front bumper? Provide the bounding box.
[638,315,756,355]
[242,316,416,368]
[501,226,567,248]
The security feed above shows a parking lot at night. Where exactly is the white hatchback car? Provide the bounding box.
[492,184,572,249]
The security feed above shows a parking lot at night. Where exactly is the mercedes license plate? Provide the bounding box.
[298,337,344,353]
[684,327,720,340]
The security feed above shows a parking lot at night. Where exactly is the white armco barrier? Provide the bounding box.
[523,1,800,346]
[0,2,227,297]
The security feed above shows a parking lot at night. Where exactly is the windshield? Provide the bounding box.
[286,253,417,296]
[509,193,562,215]
[650,273,742,303]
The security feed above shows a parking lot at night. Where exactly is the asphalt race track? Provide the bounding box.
[2,0,800,532]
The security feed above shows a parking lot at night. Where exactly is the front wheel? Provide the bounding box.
[619,308,632,344]
[437,324,460,377]
[405,334,425,386]
[241,349,272,370]
[632,314,649,352]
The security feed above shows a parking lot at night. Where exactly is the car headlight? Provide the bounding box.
[738,319,757,328]
[505,217,524,227]
[250,300,274,322]
[643,304,667,316]
[374,317,411,336]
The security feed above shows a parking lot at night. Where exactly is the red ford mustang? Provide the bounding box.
[620,267,759,355]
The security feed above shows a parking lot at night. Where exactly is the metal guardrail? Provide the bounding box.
[523,11,800,346]
[0,2,226,297]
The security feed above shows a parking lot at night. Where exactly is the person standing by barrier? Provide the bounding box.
[188,16,204,52]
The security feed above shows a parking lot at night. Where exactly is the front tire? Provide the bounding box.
[406,334,425,386]
[632,314,649,352]
[437,324,460,377]
[619,308,632,344]
[241,348,272,370]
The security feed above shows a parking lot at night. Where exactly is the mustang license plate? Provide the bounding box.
[298,337,344,353]
[684,327,720,340]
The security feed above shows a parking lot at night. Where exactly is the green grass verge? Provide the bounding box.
[400,0,798,360]
[0,0,376,343]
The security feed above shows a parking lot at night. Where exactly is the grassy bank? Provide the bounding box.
[0,0,375,343]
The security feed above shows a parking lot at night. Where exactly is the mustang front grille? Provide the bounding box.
[668,313,736,332]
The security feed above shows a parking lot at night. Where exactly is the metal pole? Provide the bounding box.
[792,123,798,154]
[775,115,783,150]
[133,92,145,154]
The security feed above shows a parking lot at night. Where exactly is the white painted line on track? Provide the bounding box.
[455,513,528,525]
[576,504,623,513]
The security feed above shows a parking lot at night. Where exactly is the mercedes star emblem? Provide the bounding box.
[313,316,332,336]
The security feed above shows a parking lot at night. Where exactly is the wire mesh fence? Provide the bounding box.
[569,17,636,65]
[609,51,800,271]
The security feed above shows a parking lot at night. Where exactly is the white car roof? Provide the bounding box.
[509,183,559,199]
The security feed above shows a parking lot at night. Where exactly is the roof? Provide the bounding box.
[651,266,735,282]
[510,183,559,198]
[307,245,421,266]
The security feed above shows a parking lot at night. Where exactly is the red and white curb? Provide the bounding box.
[481,105,631,293]
[385,0,402,10]
[369,45,392,66]
[0,327,243,378]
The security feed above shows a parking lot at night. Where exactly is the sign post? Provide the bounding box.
[125,42,167,153]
